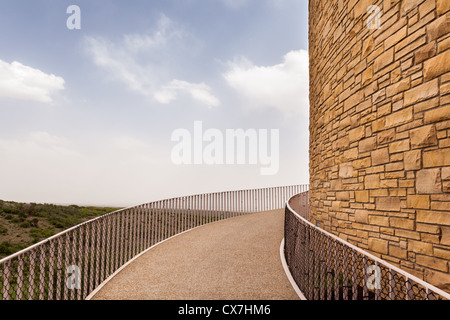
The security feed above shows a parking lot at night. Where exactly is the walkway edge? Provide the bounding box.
[279,238,307,300]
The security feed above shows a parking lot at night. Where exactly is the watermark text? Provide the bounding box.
[171,121,279,175]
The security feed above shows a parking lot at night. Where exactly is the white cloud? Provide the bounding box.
[85,36,152,95]
[122,15,183,52]
[84,14,219,108]
[154,80,220,108]
[0,60,65,103]
[223,49,309,115]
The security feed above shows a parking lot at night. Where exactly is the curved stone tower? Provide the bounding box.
[309,0,450,291]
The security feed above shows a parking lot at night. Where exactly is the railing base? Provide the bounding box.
[279,238,307,300]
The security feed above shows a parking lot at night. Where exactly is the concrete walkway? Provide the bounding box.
[91,209,299,300]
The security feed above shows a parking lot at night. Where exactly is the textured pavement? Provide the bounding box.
[91,209,299,300]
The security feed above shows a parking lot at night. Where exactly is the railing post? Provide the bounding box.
[174,198,179,235]
[258,188,262,212]
[319,233,325,300]
[406,277,412,300]
[107,215,114,280]
[82,224,90,300]
[313,227,318,300]
[2,260,10,300]
[342,245,348,300]
[100,220,106,285]
[194,195,198,227]
[203,194,207,224]
[362,256,368,300]
[155,202,160,245]
[38,245,46,300]
[351,251,358,300]
[184,196,188,231]
[233,190,237,217]
[113,213,119,273]
[84,224,91,299]
[204,194,208,224]
[236,190,239,215]
[146,203,152,247]
[17,254,24,300]
[225,191,228,217]
[63,233,70,300]
[120,211,126,267]
[55,237,63,300]
[174,199,178,237]
[188,195,192,229]
[137,205,143,254]
[389,269,395,300]
[253,189,256,212]
[334,241,339,300]
[168,199,173,238]
[77,226,84,300]
[133,205,139,256]
[375,262,380,300]
[102,218,109,284]
[198,195,202,226]
[326,236,332,300]
[124,210,130,267]
[161,200,166,242]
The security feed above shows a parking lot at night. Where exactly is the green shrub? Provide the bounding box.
[3,207,18,215]
[30,218,39,228]
[0,241,26,257]
[29,228,56,243]
[19,221,31,228]
[11,217,24,224]
[0,241,13,255]
[0,224,7,235]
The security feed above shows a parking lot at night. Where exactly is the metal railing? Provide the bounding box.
[0,184,306,300]
[284,191,450,300]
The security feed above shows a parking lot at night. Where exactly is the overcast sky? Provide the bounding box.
[0,0,309,207]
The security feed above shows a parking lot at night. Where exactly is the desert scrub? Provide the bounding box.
[29,228,56,243]
[0,199,120,259]
[0,241,27,257]
[0,225,7,235]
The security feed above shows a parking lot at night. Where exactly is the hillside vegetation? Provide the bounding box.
[0,200,121,259]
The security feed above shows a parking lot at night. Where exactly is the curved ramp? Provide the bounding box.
[91,209,299,300]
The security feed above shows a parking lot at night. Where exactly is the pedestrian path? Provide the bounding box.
[91,209,299,300]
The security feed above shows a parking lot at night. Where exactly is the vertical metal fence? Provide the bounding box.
[0,185,304,300]
[284,191,450,300]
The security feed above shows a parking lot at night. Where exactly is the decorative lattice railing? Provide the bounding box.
[0,185,307,300]
[284,191,450,300]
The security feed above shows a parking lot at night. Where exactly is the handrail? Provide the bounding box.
[284,192,450,300]
[0,184,307,300]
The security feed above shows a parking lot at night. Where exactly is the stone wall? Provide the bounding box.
[309,0,450,292]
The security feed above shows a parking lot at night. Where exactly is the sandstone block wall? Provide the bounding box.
[309,0,450,292]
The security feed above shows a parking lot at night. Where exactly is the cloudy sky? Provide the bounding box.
[0,0,309,207]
